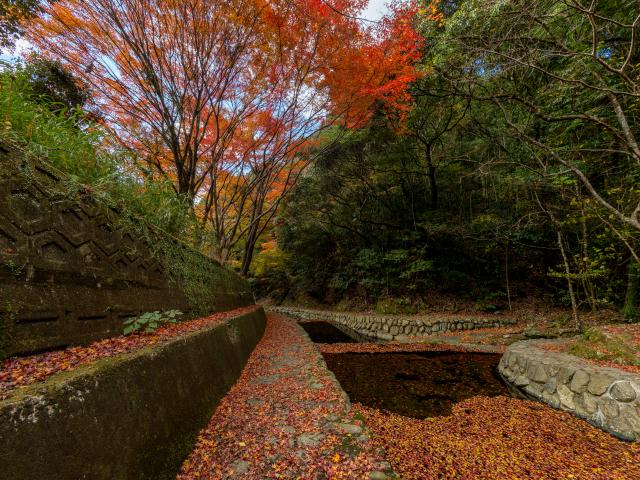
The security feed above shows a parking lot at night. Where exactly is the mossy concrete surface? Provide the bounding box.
[0,307,266,480]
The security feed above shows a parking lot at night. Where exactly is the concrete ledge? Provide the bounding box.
[499,340,640,441]
[271,306,515,341]
[0,307,266,479]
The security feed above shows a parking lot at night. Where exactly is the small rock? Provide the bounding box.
[582,392,599,415]
[610,381,637,403]
[514,375,530,387]
[246,398,264,407]
[369,472,388,480]
[587,374,613,396]
[543,378,557,394]
[230,459,250,475]
[557,384,575,409]
[528,364,548,383]
[337,423,363,435]
[569,370,590,394]
[600,399,619,418]
[280,425,296,435]
[557,366,575,384]
[297,432,324,448]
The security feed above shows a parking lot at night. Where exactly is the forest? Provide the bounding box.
[2,1,640,479]
[253,0,640,327]
[1,0,639,326]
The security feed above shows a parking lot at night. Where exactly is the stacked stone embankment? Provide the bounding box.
[270,306,516,341]
[499,340,640,441]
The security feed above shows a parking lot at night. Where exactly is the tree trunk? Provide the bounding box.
[622,261,640,322]
[557,230,581,331]
[240,223,259,277]
[424,145,438,210]
[505,240,512,311]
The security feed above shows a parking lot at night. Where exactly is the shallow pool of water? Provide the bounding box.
[300,321,358,343]
[323,351,513,418]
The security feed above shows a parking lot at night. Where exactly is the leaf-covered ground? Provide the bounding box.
[178,314,393,479]
[539,324,640,374]
[356,396,640,479]
[0,305,259,400]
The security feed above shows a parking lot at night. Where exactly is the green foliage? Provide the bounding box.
[18,56,90,115]
[123,310,183,335]
[375,297,418,315]
[0,71,251,313]
[475,292,507,313]
[0,0,41,49]
[569,328,640,368]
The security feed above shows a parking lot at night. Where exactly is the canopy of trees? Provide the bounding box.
[253,0,640,325]
[2,0,638,324]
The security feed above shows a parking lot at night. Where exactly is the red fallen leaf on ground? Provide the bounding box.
[178,314,391,479]
[356,396,640,479]
[0,305,260,399]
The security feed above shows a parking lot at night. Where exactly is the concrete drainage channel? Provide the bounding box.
[286,307,640,442]
[0,308,267,480]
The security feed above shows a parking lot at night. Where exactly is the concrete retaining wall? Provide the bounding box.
[499,340,640,441]
[0,145,253,358]
[271,306,516,341]
[0,307,266,479]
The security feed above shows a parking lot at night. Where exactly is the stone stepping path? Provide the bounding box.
[178,313,394,479]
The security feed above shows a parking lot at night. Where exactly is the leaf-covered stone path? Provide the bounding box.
[178,313,394,479]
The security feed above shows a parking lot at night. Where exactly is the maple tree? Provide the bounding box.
[26,0,424,271]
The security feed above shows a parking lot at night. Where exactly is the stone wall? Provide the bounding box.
[270,306,516,341]
[0,307,266,480]
[0,146,253,357]
[499,340,640,441]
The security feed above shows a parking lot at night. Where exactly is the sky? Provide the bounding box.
[361,0,390,21]
[1,0,391,63]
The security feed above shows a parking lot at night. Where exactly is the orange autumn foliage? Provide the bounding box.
[26,0,426,270]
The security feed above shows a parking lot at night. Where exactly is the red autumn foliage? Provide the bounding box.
[357,396,640,479]
[0,305,260,400]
